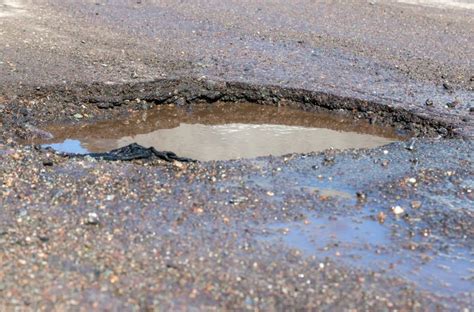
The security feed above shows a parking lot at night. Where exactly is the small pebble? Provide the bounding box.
[356,192,367,201]
[446,100,459,109]
[97,103,112,109]
[85,212,100,225]
[42,160,54,166]
[377,211,386,223]
[391,206,404,215]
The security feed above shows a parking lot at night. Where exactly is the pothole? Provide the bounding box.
[34,102,405,161]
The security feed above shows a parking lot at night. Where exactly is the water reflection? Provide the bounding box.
[37,102,402,161]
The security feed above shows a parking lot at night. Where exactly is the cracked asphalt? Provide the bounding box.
[0,0,473,310]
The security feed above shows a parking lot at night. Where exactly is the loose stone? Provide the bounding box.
[85,212,100,225]
[391,206,404,215]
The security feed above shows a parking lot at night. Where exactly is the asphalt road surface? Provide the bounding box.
[0,0,473,310]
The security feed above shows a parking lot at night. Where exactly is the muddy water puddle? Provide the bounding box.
[38,102,403,161]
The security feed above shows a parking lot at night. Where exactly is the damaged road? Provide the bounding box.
[1,138,472,309]
[0,0,473,310]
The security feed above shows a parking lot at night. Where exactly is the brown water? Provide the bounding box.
[38,102,403,161]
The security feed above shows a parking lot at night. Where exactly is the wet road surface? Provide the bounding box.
[0,0,473,310]
[1,139,472,309]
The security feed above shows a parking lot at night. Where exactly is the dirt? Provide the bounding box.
[0,0,473,310]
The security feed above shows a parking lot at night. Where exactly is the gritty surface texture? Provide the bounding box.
[0,140,473,309]
[0,0,473,310]
[0,0,473,135]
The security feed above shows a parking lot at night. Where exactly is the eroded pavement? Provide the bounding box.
[0,0,473,310]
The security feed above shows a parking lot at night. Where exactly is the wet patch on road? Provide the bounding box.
[262,213,473,295]
[247,140,474,298]
[1,135,472,308]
